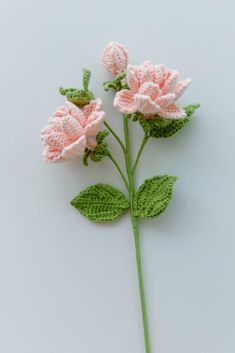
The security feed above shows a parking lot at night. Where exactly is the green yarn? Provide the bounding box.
[59,87,94,108]
[82,68,91,90]
[82,130,110,166]
[71,184,129,222]
[131,104,200,138]
[133,175,177,219]
[103,72,127,92]
[59,68,94,107]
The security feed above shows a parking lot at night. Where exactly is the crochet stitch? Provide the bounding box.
[100,41,128,76]
[71,184,129,222]
[41,99,105,162]
[40,41,200,353]
[114,61,191,118]
[133,175,177,218]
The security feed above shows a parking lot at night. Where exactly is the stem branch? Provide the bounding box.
[107,153,129,190]
[132,134,149,175]
[104,121,126,153]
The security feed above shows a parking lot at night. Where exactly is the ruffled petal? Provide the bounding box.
[174,78,191,100]
[43,147,64,163]
[84,111,105,136]
[44,132,69,149]
[154,64,165,84]
[60,115,82,137]
[134,93,161,116]
[138,61,159,86]
[114,89,137,114]
[162,70,179,94]
[66,101,85,125]
[158,103,186,119]
[156,93,176,108]
[62,135,87,159]
[83,98,102,119]
[126,65,140,91]
[53,106,68,118]
[138,82,161,101]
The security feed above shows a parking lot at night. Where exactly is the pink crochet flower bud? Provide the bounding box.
[101,41,128,76]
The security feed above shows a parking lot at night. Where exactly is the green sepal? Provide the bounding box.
[133,175,177,219]
[71,184,129,222]
[82,68,91,90]
[82,130,110,166]
[59,87,94,108]
[59,68,94,108]
[103,72,127,92]
[82,149,91,166]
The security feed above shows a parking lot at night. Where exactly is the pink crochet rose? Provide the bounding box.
[41,98,105,162]
[101,41,128,76]
[114,61,191,119]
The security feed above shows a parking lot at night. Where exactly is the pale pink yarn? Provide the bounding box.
[114,61,191,119]
[100,41,128,76]
[41,99,105,162]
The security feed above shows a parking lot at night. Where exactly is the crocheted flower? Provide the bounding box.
[41,99,105,162]
[114,61,191,119]
[101,41,128,76]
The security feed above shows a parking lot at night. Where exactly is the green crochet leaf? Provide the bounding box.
[71,184,129,222]
[133,175,177,219]
[135,103,200,138]
[149,104,200,138]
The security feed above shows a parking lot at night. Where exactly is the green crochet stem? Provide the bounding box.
[107,153,129,190]
[132,133,149,175]
[122,114,151,353]
[104,120,126,153]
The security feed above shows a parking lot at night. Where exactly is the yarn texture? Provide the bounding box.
[101,41,128,76]
[40,40,200,353]
[71,184,129,222]
[133,175,177,218]
[114,61,191,118]
[135,103,200,138]
[41,99,105,162]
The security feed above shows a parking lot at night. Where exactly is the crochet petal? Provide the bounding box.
[138,82,161,101]
[84,111,105,136]
[154,64,165,84]
[156,93,176,108]
[60,115,82,137]
[83,98,102,118]
[134,93,161,116]
[158,103,186,119]
[175,78,191,99]
[66,101,85,125]
[86,137,97,150]
[114,89,137,114]
[44,132,69,149]
[62,135,87,159]
[162,70,179,94]
[43,147,64,163]
[53,106,68,118]
[138,61,159,86]
[126,65,140,91]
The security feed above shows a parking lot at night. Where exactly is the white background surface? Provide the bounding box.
[0,1,235,352]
